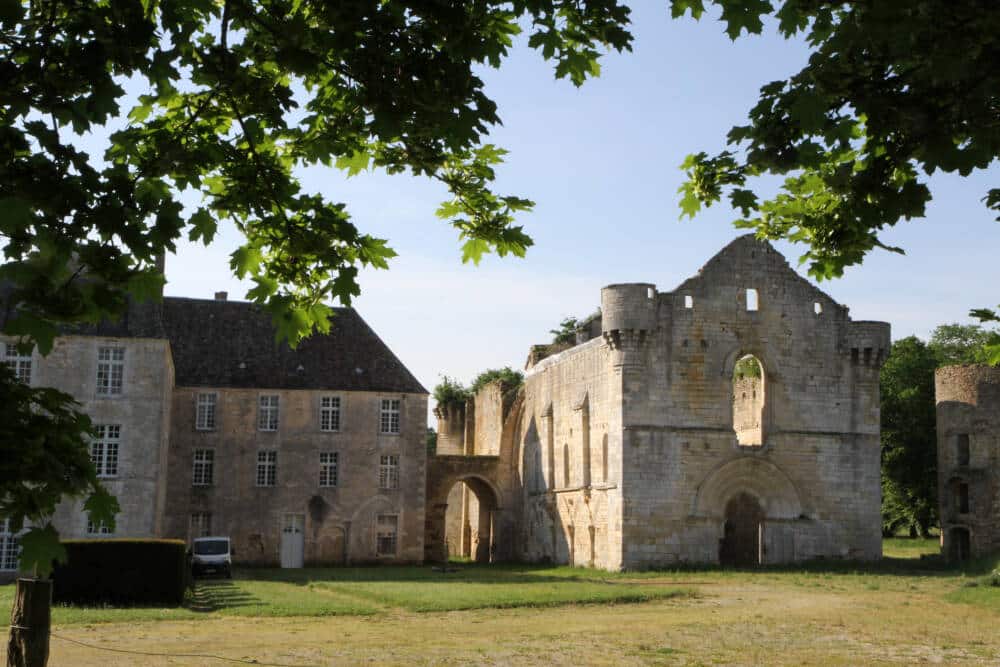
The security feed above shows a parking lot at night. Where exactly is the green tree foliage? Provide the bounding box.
[550,317,580,345]
[671,1,1000,346]
[433,376,471,408]
[470,367,524,395]
[0,364,118,575]
[426,427,438,457]
[733,355,762,379]
[879,336,938,537]
[928,323,1000,366]
[1,0,632,351]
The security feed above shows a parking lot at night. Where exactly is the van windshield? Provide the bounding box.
[193,539,228,555]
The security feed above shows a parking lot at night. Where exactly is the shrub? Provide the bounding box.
[433,376,471,407]
[53,539,188,605]
[469,367,524,395]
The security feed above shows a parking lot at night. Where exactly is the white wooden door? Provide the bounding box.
[280,513,304,568]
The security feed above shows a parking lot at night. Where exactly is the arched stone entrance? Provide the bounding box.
[425,455,505,563]
[443,477,498,562]
[719,492,763,566]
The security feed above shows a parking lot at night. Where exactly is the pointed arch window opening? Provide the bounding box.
[733,354,765,447]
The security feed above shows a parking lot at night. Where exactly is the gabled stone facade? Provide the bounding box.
[427,236,888,569]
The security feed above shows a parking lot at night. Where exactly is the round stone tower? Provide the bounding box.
[601,283,657,366]
[935,364,1000,561]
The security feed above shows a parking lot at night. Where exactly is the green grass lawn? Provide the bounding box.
[883,536,940,559]
[1,537,995,625]
[0,563,692,624]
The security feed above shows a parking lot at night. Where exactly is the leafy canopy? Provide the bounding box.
[879,336,937,537]
[928,324,1000,366]
[1,0,633,352]
[672,0,1000,356]
[433,376,472,408]
[470,366,524,395]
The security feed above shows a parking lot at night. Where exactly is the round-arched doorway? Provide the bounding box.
[719,492,763,566]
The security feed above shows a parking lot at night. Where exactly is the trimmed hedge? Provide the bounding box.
[53,539,188,605]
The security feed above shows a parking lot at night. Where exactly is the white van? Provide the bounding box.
[190,536,234,578]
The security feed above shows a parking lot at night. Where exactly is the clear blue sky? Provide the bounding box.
[161,4,1000,423]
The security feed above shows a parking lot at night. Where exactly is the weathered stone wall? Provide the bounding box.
[516,337,623,569]
[472,382,507,456]
[12,335,176,539]
[936,364,1000,560]
[163,388,427,565]
[434,403,466,455]
[617,238,886,567]
[426,236,886,570]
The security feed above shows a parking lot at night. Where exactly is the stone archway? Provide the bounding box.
[442,476,499,563]
[425,455,504,563]
[719,492,763,566]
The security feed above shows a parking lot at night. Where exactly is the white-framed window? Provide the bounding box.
[376,514,398,557]
[91,424,121,478]
[0,519,20,571]
[190,512,212,539]
[320,395,341,432]
[192,449,214,486]
[319,451,339,488]
[258,394,279,431]
[378,454,399,490]
[256,450,277,487]
[86,517,114,536]
[3,343,32,383]
[196,393,217,430]
[96,346,125,395]
[379,399,400,434]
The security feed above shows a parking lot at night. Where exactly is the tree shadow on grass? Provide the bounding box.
[187,579,263,613]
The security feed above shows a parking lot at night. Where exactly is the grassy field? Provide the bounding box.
[1,538,998,665]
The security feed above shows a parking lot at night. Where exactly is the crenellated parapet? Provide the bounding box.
[601,283,657,367]
[845,321,891,370]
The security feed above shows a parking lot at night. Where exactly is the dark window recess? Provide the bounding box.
[958,483,970,514]
[957,434,970,466]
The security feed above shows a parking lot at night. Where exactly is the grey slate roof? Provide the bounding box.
[159,297,426,393]
[1,285,426,393]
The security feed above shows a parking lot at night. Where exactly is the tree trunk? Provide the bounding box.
[7,578,51,667]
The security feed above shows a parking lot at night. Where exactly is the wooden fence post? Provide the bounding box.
[7,578,51,667]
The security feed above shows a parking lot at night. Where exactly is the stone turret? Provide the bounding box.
[434,402,467,456]
[601,283,656,367]
[935,364,1000,561]
[845,321,891,370]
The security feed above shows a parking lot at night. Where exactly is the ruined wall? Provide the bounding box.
[15,335,176,539]
[936,365,1000,560]
[472,382,507,456]
[434,402,466,455]
[163,388,427,565]
[615,237,887,567]
[517,337,623,569]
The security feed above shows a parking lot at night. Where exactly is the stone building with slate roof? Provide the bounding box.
[1,289,427,568]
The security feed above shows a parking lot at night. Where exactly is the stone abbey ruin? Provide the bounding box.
[427,235,892,569]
